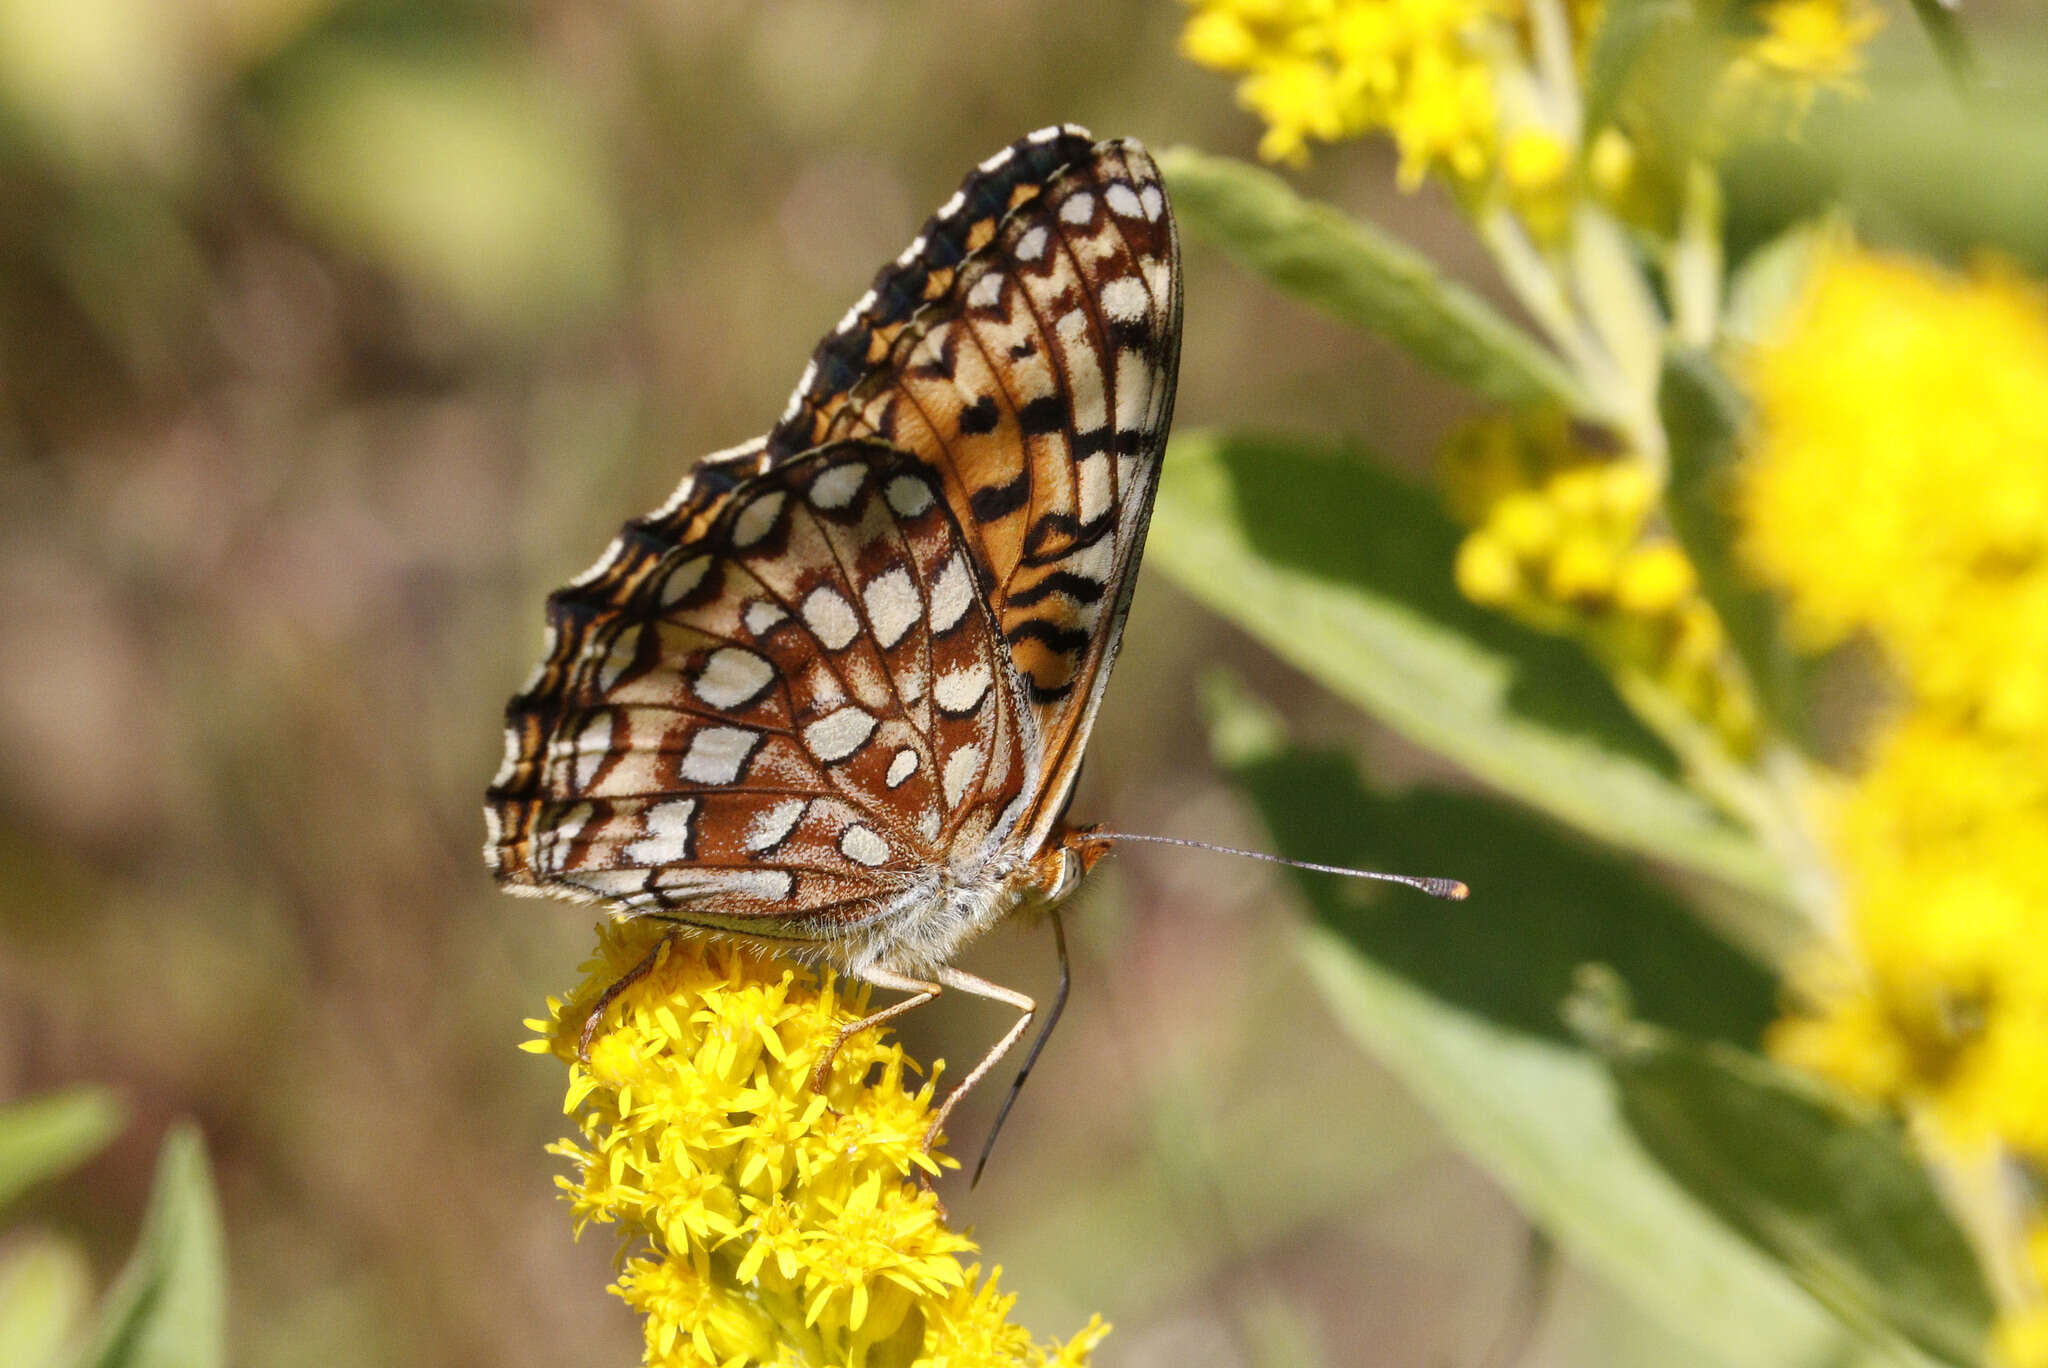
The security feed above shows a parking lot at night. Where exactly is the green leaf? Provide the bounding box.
[265,49,622,335]
[1581,0,1691,139]
[1202,683,1910,1367]
[1722,215,1828,345]
[0,1089,123,1214]
[1578,1002,1997,1367]
[74,1124,226,1368]
[1903,0,1980,94]
[1659,351,1804,743]
[1158,148,1589,411]
[1149,429,1793,913]
[1208,678,1777,1048]
[0,1235,95,1368]
[1796,78,2048,276]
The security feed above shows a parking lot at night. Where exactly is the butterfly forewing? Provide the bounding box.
[773,134,1180,834]
[487,127,1181,966]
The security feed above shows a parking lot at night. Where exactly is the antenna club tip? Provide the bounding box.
[1430,879,1471,901]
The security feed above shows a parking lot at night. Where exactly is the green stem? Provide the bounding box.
[1567,206,1668,467]
[1477,205,1622,423]
[1526,0,1584,140]
[1669,161,1725,352]
[1608,667,1826,960]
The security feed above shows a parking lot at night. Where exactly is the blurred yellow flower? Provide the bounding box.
[1742,249,2048,736]
[526,924,1108,1368]
[1733,0,1884,97]
[1745,244,2048,1366]
[1178,0,1510,183]
[1441,407,1758,750]
[1179,0,1882,209]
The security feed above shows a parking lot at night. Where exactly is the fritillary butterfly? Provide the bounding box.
[485,126,1180,1144]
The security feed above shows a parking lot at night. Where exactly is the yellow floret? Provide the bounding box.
[532,924,1105,1367]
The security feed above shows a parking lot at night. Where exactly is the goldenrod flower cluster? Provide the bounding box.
[1442,407,1758,751]
[1178,0,1880,215]
[525,923,1108,1368]
[1725,0,1886,119]
[1742,248,2048,1365]
[1178,0,1518,183]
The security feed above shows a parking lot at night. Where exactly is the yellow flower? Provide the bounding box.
[1178,0,1881,206]
[526,923,1105,1367]
[1741,249,2048,735]
[1440,407,1758,751]
[1745,243,2048,1359]
[1732,0,1885,99]
[1178,0,1510,186]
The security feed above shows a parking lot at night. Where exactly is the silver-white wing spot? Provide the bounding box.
[693,647,776,709]
[967,272,1004,310]
[573,715,612,792]
[598,625,643,691]
[660,556,712,607]
[1115,347,1153,433]
[1105,182,1144,218]
[863,567,920,650]
[929,555,973,634]
[744,600,788,636]
[678,726,758,784]
[746,798,807,853]
[886,748,918,788]
[808,463,864,510]
[656,866,789,901]
[731,490,787,547]
[885,475,934,517]
[1077,452,1113,525]
[801,585,861,651]
[804,706,876,763]
[942,743,981,808]
[933,662,992,715]
[626,798,696,866]
[838,823,890,867]
[1015,225,1049,262]
[1100,275,1147,324]
[1060,191,1095,225]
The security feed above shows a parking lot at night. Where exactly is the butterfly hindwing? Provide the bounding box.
[487,442,1030,944]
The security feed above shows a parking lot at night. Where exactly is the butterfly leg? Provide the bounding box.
[922,966,1035,1154]
[811,967,942,1094]
[578,931,674,1061]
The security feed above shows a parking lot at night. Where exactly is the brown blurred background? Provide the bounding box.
[0,2,1696,1364]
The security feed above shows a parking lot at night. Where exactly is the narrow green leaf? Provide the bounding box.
[0,1236,94,1368]
[1903,0,1980,94]
[0,1089,124,1214]
[1582,0,1691,140]
[1580,1006,1996,1367]
[75,1124,226,1368]
[1202,683,1908,1367]
[1722,216,1828,344]
[1150,429,1792,910]
[1158,147,1588,411]
[1304,934,1907,1367]
[1798,79,2048,276]
[1659,351,1804,743]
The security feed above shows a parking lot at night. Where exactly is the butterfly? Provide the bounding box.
[484,126,1181,1149]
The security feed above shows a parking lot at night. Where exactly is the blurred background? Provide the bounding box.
[0,2,1989,1365]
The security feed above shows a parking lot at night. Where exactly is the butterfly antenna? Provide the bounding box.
[971,908,1072,1188]
[1084,832,1469,901]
